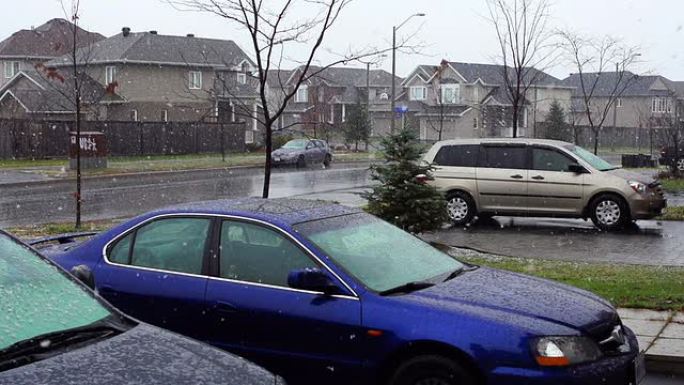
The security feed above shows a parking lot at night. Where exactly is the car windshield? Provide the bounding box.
[0,233,111,351]
[282,139,308,149]
[295,213,463,292]
[565,144,617,171]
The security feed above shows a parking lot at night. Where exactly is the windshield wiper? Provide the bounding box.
[379,281,435,296]
[0,316,126,372]
[443,264,480,282]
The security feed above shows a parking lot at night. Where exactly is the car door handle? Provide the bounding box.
[510,174,524,179]
[214,301,239,314]
[531,175,545,180]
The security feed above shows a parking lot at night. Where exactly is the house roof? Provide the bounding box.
[47,30,254,69]
[669,81,684,99]
[560,72,673,97]
[0,19,104,59]
[0,69,121,113]
[292,66,401,104]
[447,61,562,86]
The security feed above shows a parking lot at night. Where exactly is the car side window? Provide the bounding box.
[532,147,575,172]
[109,232,133,264]
[219,220,318,287]
[117,217,210,275]
[433,145,479,167]
[480,145,527,169]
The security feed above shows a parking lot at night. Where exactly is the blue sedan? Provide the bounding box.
[46,198,644,385]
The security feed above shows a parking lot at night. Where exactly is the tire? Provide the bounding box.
[323,154,332,167]
[677,157,684,172]
[589,193,630,231]
[388,355,476,385]
[296,155,306,168]
[446,191,476,226]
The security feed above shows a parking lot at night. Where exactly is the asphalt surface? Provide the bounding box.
[0,162,371,228]
[644,373,683,384]
[424,216,684,266]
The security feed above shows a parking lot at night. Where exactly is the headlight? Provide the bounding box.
[532,336,602,366]
[628,180,647,194]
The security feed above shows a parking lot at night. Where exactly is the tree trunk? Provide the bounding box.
[511,105,519,138]
[262,122,273,198]
[593,127,599,155]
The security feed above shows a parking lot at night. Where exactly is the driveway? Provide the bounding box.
[423,217,684,266]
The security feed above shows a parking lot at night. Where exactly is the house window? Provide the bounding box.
[473,87,479,103]
[652,97,671,113]
[4,61,19,79]
[616,98,623,108]
[409,86,427,101]
[131,109,138,122]
[379,92,389,100]
[105,66,116,84]
[245,130,254,144]
[295,85,308,103]
[160,109,168,122]
[188,71,202,90]
[237,72,247,84]
[329,104,335,123]
[441,84,460,104]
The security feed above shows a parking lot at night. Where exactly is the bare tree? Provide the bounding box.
[486,0,555,138]
[559,30,640,154]
[167,0,401,198]
[657,91,683,176]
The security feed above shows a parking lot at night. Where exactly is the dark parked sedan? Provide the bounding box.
[0,230,281,385]
[46,198,644,385]
[271,139,332,167]
[659,143,684,171]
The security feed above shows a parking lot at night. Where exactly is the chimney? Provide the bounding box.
[187,33,195,38]
[122,27,131,37]
[149,30,158,35]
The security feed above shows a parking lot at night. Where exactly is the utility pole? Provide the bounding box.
[390,13,425,133]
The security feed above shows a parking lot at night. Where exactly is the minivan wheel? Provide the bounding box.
[446,192,475,225]
[388,355,475,385]
[677,158,684,172]
[323,154,332,167]
[590,194,629,231]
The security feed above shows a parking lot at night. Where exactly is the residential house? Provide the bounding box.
[561,72,679,130]
[44,28,259,125]
[0,18,104,89]
[0,68,121,121]
[274,65,401,139]
[397,60,573,140]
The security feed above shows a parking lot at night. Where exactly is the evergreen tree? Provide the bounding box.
[543,100,569,141]
[363,128,448,233]
[343,103,371,151]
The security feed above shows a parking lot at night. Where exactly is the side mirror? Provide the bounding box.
[71,264,95,290]
[568,164,588,174]
[287,268,340,295]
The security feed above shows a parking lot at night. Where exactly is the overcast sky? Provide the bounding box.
[4,0,684,80]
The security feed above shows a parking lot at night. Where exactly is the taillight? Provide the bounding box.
[415,174,429,184]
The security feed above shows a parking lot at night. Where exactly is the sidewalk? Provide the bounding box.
[619,308,684,374]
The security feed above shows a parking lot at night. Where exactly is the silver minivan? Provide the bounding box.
[423,139,667,231]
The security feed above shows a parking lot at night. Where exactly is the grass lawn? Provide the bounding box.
[659,206,684,221]
[7,219,123,239]
[457,255,684,311]
[661,177,684,193]
[0,151,378,176]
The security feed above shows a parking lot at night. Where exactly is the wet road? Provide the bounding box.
[0,163,371,228]
[424,216,684,266]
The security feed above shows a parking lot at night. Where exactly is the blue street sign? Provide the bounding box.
[394,105,409,113]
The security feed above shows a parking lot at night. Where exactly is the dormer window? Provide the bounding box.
[295,85,308,103]
[441,84,461,104]
[409,86,427,101]
[237,72,247,84]
[3,61,19,79]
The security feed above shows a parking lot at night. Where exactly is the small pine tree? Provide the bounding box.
[363,128,448,233]
[343,103,371,151]
[543,100,569,141]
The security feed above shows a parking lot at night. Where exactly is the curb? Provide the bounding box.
[646,354,684,375]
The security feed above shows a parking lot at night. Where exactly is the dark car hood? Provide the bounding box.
[0,324,277,385]
[605,168,656,185]
[401,267,617,333]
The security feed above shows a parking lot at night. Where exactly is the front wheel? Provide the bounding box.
[589,194,629,231]
[323,154,332,167]
[388,355,476,385]
[446,192,476,226]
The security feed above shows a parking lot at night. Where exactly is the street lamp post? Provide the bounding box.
[390,12,425,133]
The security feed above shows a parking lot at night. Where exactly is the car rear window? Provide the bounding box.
[480,145,527,169]
[433,145,479,167]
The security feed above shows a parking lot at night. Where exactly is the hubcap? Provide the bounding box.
[595,200,621,226]
[415,378,452,385]
[447,197,469,221]
[677,158,684,172]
